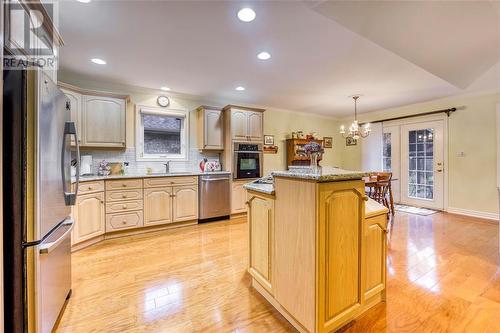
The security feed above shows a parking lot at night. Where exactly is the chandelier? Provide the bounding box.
[340,96,371,139]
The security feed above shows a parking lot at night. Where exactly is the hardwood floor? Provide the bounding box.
[56,212,500,333]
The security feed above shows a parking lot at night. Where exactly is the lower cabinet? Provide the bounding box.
[247,191,274,294]
[72,191,105,245]
[173,185,198,222]
[231,180,247,214]
[106,210,144,231]
[363,214,387,300]
[144,187,173,226]
[144,185,198,226]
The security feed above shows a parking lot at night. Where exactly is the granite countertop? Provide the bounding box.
[272,167,369,182]
[74,171,231,183]
[243,182,275,195]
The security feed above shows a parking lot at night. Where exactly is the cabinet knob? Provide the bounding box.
[122,184,127,187]
[100,201,104,204]
[88,186,92,190]
[122,220,127,224]
[122,205,127,209]
[122,194,127,198]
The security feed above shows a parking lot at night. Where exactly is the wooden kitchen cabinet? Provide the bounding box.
[61,88,82,146]
[231,110,249,141]
[247,191,274,294]
[59,83,128,148]
[72,192,105,245]
[247,112,263,141]
[224,105,265,142]
[363,208,388,301]
[196,106,224,150]
[172,185,199,222]
[143,187,173,226]
[82,95,126,148]
[231,180,247,214]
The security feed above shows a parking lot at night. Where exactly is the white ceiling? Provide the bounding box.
[58,0,500,117]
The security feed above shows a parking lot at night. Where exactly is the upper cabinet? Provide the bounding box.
[61,88,82,146]
[83,96,126,148]
[231,110,248,141]
[224,105,265,142]
[196,106,224,150]
[59,83,128,149]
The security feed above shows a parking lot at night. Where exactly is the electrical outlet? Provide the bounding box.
[456,151,465,157]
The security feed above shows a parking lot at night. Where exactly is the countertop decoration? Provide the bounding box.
[97,160,111,176]
[303,141,324,170]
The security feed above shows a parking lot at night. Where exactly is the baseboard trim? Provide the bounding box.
[446,207,499,221]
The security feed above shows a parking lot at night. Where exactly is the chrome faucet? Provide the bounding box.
[164,161,170,174]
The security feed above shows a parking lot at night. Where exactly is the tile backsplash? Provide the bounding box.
[74,148,221,174]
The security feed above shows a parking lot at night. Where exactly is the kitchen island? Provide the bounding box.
[244,168,389,333]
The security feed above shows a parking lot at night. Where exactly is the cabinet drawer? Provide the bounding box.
[106,211,143,231]
[106,199,143,214]
[78,181,104,194]
[105,179,143,190]
[106,189,143,202]
[144,176,197,188]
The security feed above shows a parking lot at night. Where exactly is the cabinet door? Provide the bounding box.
[317,182,365,332]
[231,110,248,141]
[231,181,247,214]
[172,185,198,222]
[363,214,387,300]
[204,109,224,149]
[72,192,105,245]
[82,95,126,147]
[144,187,173,226]
[248,194,274,293]
[61,89,82,145]
[247,112,263,142]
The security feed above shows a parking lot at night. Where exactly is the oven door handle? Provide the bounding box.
[233,151,262,153]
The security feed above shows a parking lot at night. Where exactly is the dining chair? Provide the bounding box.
[370,172,393,214]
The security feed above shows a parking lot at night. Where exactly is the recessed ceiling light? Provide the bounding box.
[235,86,245,91]
[76,0,91,3]
[90,58,106,65]
[257,51,271,60]
[237,8,256,22]
[160,86,171,91]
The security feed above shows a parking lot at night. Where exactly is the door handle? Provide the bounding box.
[39,220,74,254]
[62,122,80,205]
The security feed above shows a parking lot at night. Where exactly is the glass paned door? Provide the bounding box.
[401,121,444,210]
[383,126,400,203]
[408,129,434,200]
[383,133,392,172]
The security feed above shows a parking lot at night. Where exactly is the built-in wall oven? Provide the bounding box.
[233,142,263,179]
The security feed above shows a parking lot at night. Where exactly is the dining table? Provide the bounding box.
[363,176,398,215]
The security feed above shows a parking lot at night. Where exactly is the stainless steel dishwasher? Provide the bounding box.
[199,174,231,221]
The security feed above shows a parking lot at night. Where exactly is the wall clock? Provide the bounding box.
[157,95,170,107]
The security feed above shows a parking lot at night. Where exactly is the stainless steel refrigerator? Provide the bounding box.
[3,68,80,333]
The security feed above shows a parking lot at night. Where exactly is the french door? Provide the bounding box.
[400,121,444,210]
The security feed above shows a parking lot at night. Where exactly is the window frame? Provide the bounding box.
[135,105,189,162]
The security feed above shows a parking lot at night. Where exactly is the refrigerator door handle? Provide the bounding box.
[62,121,80,205]
[39,219,74,254]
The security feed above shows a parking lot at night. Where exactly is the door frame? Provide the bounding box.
[383,113,449,211]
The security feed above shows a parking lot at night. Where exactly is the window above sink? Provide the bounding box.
[136,105,189,161]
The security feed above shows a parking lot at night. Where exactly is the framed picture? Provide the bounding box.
[346,137,357,146]
[323,137,333,148]
[264,135,274,145]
